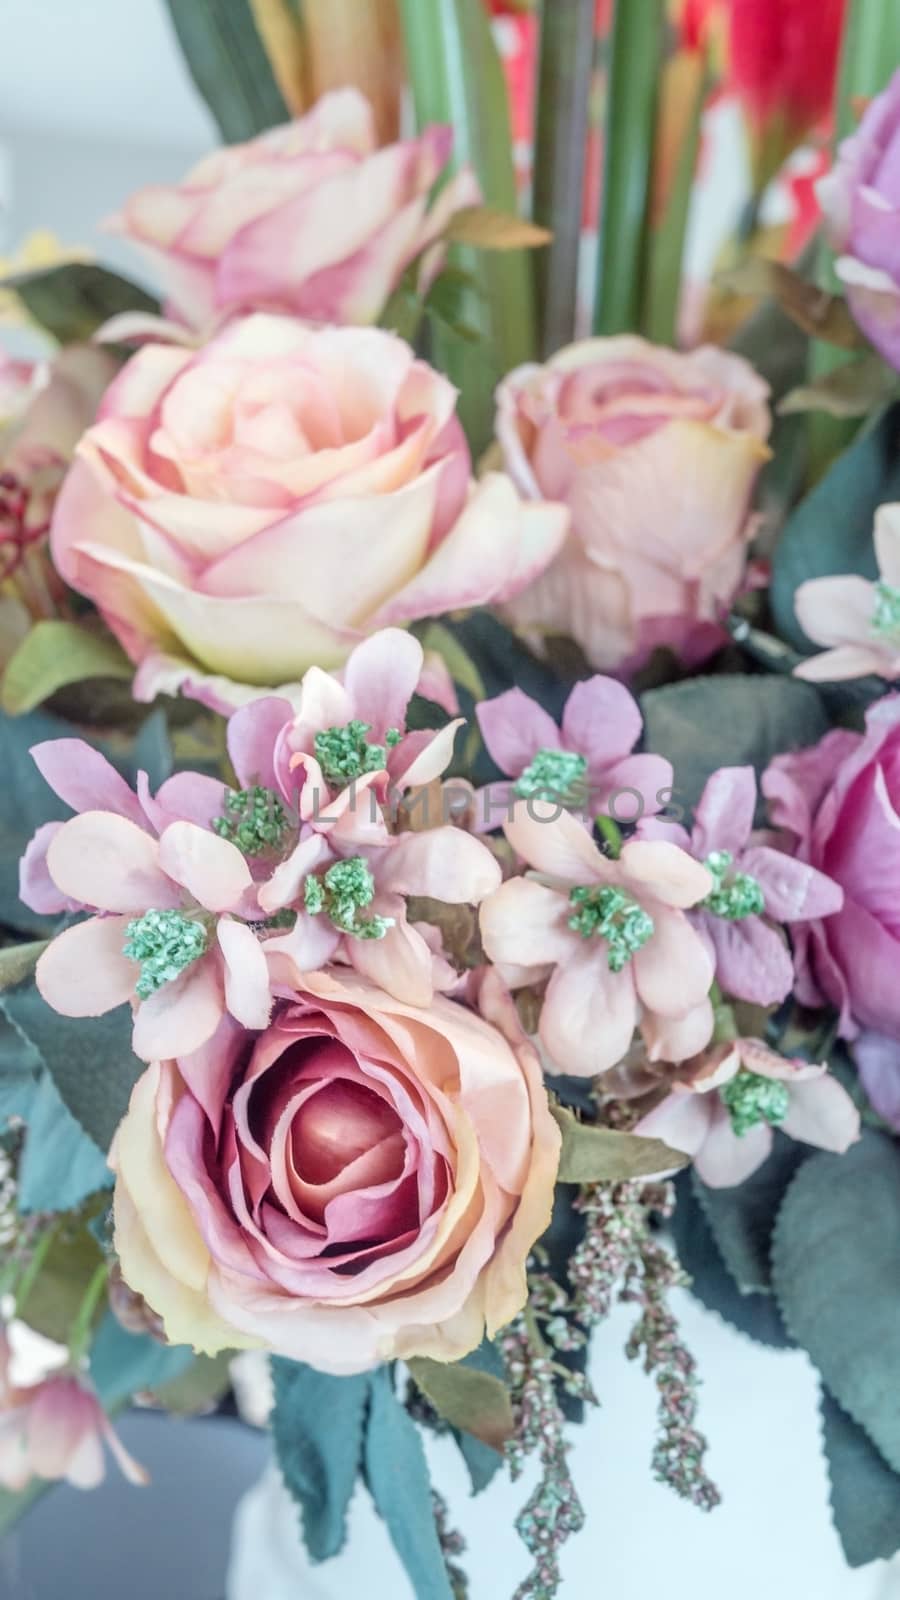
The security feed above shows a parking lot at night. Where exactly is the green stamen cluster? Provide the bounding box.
[568,885,654,972]
[721,1069,790,1137]
[703,850,765,921]
[514,747,589,806]
[304,856,394,940]
[871,579,900,640]
[213,786,288,856]
[314,721,400,786]
[123,909,208,999]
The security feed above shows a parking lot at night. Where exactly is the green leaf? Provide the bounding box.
[271,1357,370,1563]
[1,978,142,1153]
[719,260,866,351]
[2,621,133,716]
[0,940,47,991]
[150,1352,232,1413]
[670,1172,793,1348]
[16,1214,105,1345]
[364,1367,453,1600]
[771,403,900,651]
[772,1131,900,1472]
[443,205,551,250]
[641,674,829,821]
[690,1136,807,1296]
[407,1357,513,1453]
[17,1071,110,1214]
[551,1102,687,1183]
[399,0,537,450]
[0,1012,41,1124]
[89,1313,196,1409]
[593,0,666,334]
[821,1387,900,1567]
[163,0,289,142]
[4,263,157,344]
[418,622,487,704]
[455,1429,503,1494]
[779,353,897,419]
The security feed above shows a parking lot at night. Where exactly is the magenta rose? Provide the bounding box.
[763,694,900,1038]
[817,67,900,371]
[108,88,479,330]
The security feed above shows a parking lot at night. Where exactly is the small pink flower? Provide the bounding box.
[794,504,900,682]
[635,1038,861,1188]
[21,743,270,1063]
[473,676,673,833]
[640,765,843,1006]
[0,1339,146,1492]
[479,801,715,1077]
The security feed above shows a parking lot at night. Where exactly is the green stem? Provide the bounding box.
[596,813,623,858]
[68,1262,109,1366]
[12,1222,60,1319]
[399,0,537,450]
[532,0,595,355]
[593,0,666,335]
[641,57,709,347]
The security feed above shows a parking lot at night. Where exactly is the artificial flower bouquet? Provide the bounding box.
[3,0,900,1593]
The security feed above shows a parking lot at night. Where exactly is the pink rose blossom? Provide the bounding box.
[479,801,715,1077]
[635,1038,860,1188]
[108,89,480,331]
[473,675,673,833]
[496,335,771,672]
[763,695,900,1039]
[640,765,843,1006]
[817,67,900,371]
[110,968,561,1373]
[0,1337,146,1492]
[794,503,900,681]
[50,315,568,708]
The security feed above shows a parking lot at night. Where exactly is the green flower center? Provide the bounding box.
[514,748,588,807]
[304,856,394,940]
[213,786,289,856]
[703,850,765,920]
[721,1069,790,1137]
[123,909,209,1000]
[313,721,401,787]
[871,579,900,642]
[568,885,655,972]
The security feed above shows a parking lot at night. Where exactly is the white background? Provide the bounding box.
[0,4,896,1594]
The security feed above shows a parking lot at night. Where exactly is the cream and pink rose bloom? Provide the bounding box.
[111,970,560,1373]
[108,88,480,330]
[50,314,568,708]
[497,336,771,671]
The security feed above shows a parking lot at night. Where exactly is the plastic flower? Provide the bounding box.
[635,1038,860,1188]
[111,968,560,1374]
[473,676,673,833]
[640,766,843,1005]
[0,1337,146,1492]
[479,801,715,1077]
[794,504,900,682]
[50,315,568,709]
[20,741,270,1062]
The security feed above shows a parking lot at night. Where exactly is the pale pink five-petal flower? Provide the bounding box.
[794,504,900,682]
[635,1038,861,1188]
[479,801,716,1077]
[0,1337,146,1493]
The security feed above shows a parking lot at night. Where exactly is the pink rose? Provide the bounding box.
[635,1038,859,1189]
[50,314,568,708]
[108,88,479,330]
[763,694,900,1039]
[479,801,716,1076]
[817,67,900,371]
[110,969,560,1373]
[0,345,116,638]
[496,336,771,671]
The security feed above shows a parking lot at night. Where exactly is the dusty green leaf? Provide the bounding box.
[271,1357,370,1563]
[822,1387,900,1567]
[163,0,288,142]
[772,1131,900,1473]
[364,1367,453,1600]
[718,259,866,349]
[4,262,157,344]
[2,621,132,716]
[0,940,47,991]
[779,353,897,418]
[444,204,551,250]
[551,1102,687,1184]
[407,1357,513,1453]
